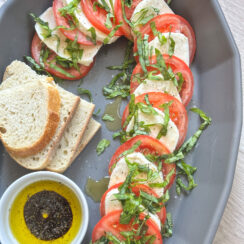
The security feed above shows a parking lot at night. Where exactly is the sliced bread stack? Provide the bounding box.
[0,60,101,172]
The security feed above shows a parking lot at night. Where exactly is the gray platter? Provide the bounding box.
[0,0,242,243]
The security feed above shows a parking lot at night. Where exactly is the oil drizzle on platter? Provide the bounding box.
[85,177,110,202]
[103,97,122,132]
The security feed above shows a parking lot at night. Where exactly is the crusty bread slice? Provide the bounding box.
[46,100,95,173]
[73,118,101,160]
[2,60,101,171]
[0,81,60,157]
[1,61,79,170]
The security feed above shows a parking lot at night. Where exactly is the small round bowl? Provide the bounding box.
[0,171,89,244]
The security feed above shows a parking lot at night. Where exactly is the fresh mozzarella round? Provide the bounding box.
[104,188,122,215]
[109,152,164,197]
[65,0,118,44]
[126,108,179,152]
[148,212,161,230]
[104,187,161,230]
[131,0,173,27]
[148,33,190,66]
[133,74,182,102]
[35,7,102,66]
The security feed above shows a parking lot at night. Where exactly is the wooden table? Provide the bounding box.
[0,0,243,243]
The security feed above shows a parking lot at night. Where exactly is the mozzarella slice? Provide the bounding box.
[104,187,161,230]
[109,152,164,197]
[35,7,102,66]
[104,188,122,214]
[131,0,173,26]
[133,74,182,102]
[148,33,190,66]
[65,0,118,44]
[126,108,179,152]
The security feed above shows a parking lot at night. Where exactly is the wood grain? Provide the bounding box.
[0,0,243,243]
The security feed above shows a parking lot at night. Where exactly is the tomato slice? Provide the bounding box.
[134,14,196,64]
[100,182,167,224]
[122,93,188,149]
[31,34,94,80]
[108,135,175,191]
[53,0,95,45]
[131,55,194,106]
[92,210,163,243]
[81,0,123,36]
[114,0,142,40]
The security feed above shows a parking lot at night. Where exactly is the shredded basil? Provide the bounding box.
[96,139,110,155]
[87,27,97,45]
[104,22,122,44]
[30,13,53,38]
[136,34,150,73]
[103,41,135,99]
[132,8,155,26]
[102,114,115,122]
[65,37,83,71]
[177,72,184,92]
[58,0,79,25]
[162,213,173,238]
[117,140,142,159]
[93,108,101,116]
[77,87,93,102]
[168,37,175,57]
[157,101,173,138]
[24,56,50,76]
[49,63,75,78]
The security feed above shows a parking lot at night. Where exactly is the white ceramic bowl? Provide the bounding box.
[0,171,89,244]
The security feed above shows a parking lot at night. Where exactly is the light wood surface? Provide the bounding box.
[0,0,243,243]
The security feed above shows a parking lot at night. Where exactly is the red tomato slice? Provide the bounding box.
[114,0,142,40]
[81,0,123,36]
[134,14,196,64]
[121,92,188,149]
[53,0,95,45]
[31,34,94,80]
[100,182,167,225]
[108,135,175,191]
[92,210,163,243]
[131,55,194,106]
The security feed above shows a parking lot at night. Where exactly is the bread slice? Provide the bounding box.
[73,118,101,160]
[46,100,95,172]
[2,60,101,172]
[0,81,60,157]
[1,61,79,170]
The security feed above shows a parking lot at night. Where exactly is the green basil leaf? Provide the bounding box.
[87,27,97,45]
[162,213,173,238]
[77,87,93,102]
[157,101,173,138]
[168,37,175,57]
[49,63,75,78]
[102,114,115,122]
[96,139,110,155]
[104,22,122,44]
[93,108,101,116]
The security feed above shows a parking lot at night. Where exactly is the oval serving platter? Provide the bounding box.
[0,0,242,243]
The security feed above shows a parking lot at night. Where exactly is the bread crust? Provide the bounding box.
[8,96,80,170]
[46,101,95,173]
[3,85,61,157]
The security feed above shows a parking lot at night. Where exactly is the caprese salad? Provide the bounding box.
[27,0,211,243]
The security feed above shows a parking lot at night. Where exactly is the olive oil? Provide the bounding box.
[103,97,122,131]
[9,180,82,244]
[85,177,110,202]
